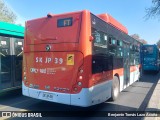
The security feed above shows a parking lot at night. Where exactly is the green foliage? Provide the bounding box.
[0,0,17,23]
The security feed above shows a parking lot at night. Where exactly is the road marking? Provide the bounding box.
[0,99,31,110]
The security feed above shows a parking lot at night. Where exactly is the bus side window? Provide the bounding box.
[117,40,120,46]
[94,31,101,43]
[108,36,117,56]
[130,44,135,65]
[109,37,112,45]
[109,37,116,46]
[91,28,107,54]
[116,40,123,58]
[135,52,140,65]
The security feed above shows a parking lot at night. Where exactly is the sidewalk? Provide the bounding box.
[144,78,160,120]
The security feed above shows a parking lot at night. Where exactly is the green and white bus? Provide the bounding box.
[0,21,24,92]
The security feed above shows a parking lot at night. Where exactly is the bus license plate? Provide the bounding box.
[42,92,53,100]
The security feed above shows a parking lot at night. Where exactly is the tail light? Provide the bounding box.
[73,67,84,92]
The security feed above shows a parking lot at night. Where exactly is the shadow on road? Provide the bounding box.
[137,71,160,111]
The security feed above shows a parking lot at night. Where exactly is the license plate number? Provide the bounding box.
[42,92,53,100]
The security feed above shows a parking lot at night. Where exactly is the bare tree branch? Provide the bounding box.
[145,0,160,19]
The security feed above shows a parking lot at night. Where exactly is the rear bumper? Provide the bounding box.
[22,80,112,107]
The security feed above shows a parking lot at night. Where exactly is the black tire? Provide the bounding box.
[110,76,120,101]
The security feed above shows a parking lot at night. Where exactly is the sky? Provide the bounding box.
[4,0,160,44]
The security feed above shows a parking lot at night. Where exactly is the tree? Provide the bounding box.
[0,0,17,23]
[146,0,160,19]
[130,34,140,40]
[157,39,160,48]
[139,39,147,44]
[130,34,148,44]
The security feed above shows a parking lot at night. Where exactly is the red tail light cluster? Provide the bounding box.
[73,67,84,93]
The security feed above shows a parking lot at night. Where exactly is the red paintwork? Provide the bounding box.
[23,10,138,95]
[26,13,81,45]
[23,10,92,94]
[97,14,128,34]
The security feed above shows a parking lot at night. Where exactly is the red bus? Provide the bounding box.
[22,10,142,107]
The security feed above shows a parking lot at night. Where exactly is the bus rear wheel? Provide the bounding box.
[110,76,120,101]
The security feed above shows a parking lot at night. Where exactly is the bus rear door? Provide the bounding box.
[123,42,130,88]
[0,36,12,90]
[13,38,23,87]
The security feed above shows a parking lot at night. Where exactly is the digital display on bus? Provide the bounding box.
[57,18,72,27]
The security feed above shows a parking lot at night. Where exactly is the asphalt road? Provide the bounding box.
[0,71,159,120]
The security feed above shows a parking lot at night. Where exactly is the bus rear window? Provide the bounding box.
[143,46,153,54]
